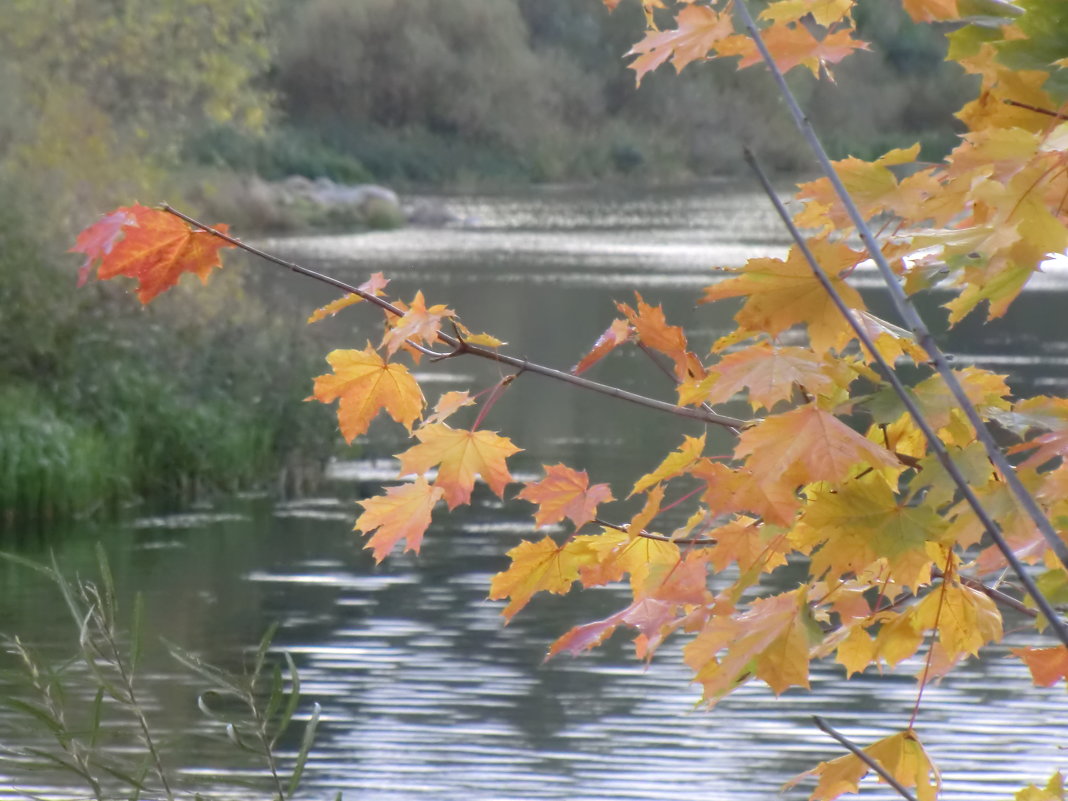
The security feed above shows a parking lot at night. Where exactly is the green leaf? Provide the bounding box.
[94,542,116,620]
[252,622,279,684]
[129,592,145,673]
[286,701,321,798]
[271,652,301,747]
[88,686,105,748]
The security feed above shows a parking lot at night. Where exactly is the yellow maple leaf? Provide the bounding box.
[835,625,877,677]
[354,477,445,562]
[789,729,940,801]
[760,0,854,27]
[702,239,867,352]
[310,345,425,442]
[913,579,1003,660]
[575,530,681,597]
[631,434,706,496]
[397,423,521,509]
[685,588,817,704]
[488,536,599,621]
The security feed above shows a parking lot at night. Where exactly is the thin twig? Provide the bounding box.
[931,566,1043,620]
[1004,98,1068,121]
[160,204,751,431]
[594,516,717,545]
[730,89,1068,653]
[812,716,919,801]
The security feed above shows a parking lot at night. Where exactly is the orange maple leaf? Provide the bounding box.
[684,588,818,704]
[681,343,832,411]
[1011,645,1068,687]
[735,403,900,494]
[627,4,735,84]
[717,24,868,77]
[617,294,701,380]
[381,290,455,356]
[702,239,867,352]
[310,345,425,442]
[572,318,632,375]
[397,423,521,509]
[307,272,389,323]
[902,0,958,22]
[518,464,614,529]
[72,204,233,304]
[355,477,445,562]
[488,536,599,621]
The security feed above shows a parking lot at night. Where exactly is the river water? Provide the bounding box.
[2,183,1067,800]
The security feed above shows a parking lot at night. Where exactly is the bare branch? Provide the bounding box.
[160,204,752,431]
[732,1,1068,648]
[811,716,919,801]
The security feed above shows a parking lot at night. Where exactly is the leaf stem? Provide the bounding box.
[159,204,751,431]
[811,716,919,801]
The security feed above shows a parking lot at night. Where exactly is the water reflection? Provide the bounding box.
[2,184,1067,799]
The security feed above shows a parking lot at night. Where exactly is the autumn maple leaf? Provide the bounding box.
[1012,645,1068,687]
[307,272,390,323]
[381,290,455,356]
[734,403,900,496]
[787,729,941,801]
[72,204,233,303]
[702,239,867,352]
[680,343,833,411]
[518,464,614,529]
[716,24,868,77]
[627,4,734,84]
[902,0,958,22]
[489,536,599,621]
[310,345,425,441]
[397,423,521,509]
[631,434,706,496]
[685,588,819,704]
[355,477,445,562]
[572,318,632,375]
[617,294,701,380]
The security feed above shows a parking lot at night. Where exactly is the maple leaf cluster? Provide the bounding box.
[71,1,1068,798]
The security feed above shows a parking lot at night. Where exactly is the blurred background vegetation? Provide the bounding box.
[0,0,972,524]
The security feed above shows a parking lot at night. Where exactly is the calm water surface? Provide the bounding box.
[2,184,1067,799]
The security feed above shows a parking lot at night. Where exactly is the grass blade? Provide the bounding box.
[286,701,320,798]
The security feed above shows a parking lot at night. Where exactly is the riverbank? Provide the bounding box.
[0,198,341,527]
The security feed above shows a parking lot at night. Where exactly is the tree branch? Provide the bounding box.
[811,717,920,801]
[732,1,1068,649]
[160,204,751,431]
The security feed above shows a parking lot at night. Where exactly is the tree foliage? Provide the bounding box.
[73,1,1068,798]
